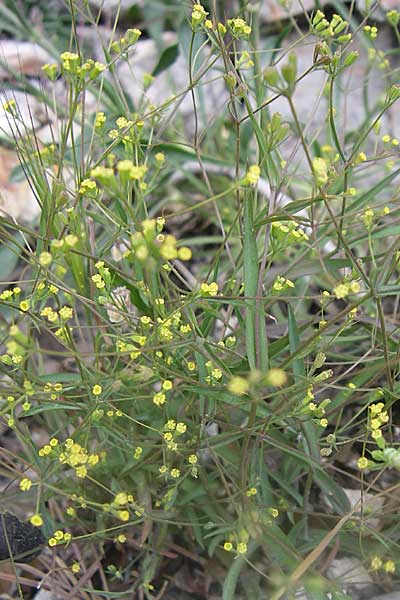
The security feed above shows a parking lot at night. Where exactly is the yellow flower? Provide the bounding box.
[228,376,249,396]
[357,456,369,470]
[19,478,32,491]
[176,422,186,434]
[71,562,81,573]
[333,283,349,299]
[19,300,30,312]
[265,368,287,387]
[30,514,43,527]
[384,560,395,574]
[116,534,126,543]
[177,246,192,261]
[170,468,180,478]
[244,165,260,186]
[75,466,87,478]
[39,252,52,267]
[54,530,64,540]
[92,384,102,396]
[114,492,128,506]
[223,542,233,551]
[236,542,248,554]
[118,510,130,521]
[370,556,382,570]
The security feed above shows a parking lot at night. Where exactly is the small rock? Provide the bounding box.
[85,0,140,16]
[343,488,385,530]
[0,147,40,223]
[0,41,52,78]
[327,557,376,596]
[34,591,59,600]
[356,0,399,20]
[259,0,329,22]
[0,512,45,563]
[367,594,400,600]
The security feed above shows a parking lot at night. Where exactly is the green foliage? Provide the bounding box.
[0,1,400,598]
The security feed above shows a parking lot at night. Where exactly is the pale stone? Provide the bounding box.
[0,41,52,78]
[327,557,375,593]
[343,488,385,530]
[0,147,40,223]
[258,0,330,22]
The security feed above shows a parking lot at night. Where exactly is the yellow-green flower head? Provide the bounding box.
[228,376,249,396]
[312,157,328,186]
[244,165,260,186]
[265,368,287,387]
[191,4,208,30]
[227,18,252,39]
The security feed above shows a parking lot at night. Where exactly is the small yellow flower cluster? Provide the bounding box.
[333,280,360,300]
[3,99,17,115]
[387,10,400,26]
[271,221,309,247]
[364,25,378,40]
[41,63,58,80]
[382,134,399,147]
[90,166,115,187]
[48,529,72,547]
[162,420,187,451]
[41,305,73,323]
[129,219,192,263]
[236,51,254,70]
[38,251,52,267]
[368,403,389,444]
[227,18,252,39]
[95,111,106,129]
[357,456,369,471]
[205,360,223,385]
[200,282,219,296]
[370,556,396,574]
[300,386,331,426]
[228,376,249,396]
[117,159,147,182]
[223,541,248,554]
[2,335,25,365]
[362,208,374,231]
[246,487,257,497]
[191,4,208,30]
[30,514,43,527]
[79,178,97,195]
[272,276,295,294]
[243,165,260,187]
[19,477,32,491]
[265,368,287,387]
[312,157,329,186]
[39,438,100,479]
[43,381,63,400]
[92,260,111,290]
[51,234,78,251]
[153,381,173,406]
[111,491,144,520]
[110,28,142,54]
[134,446,143,460]
[312,11,350,42]
[0,286,21,301]
[60,52,106,80]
